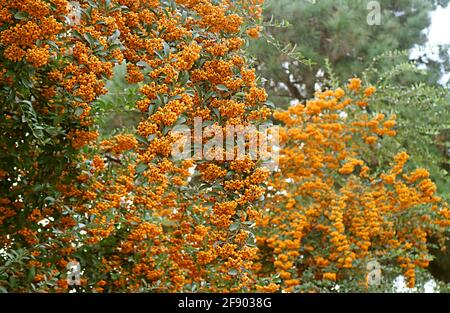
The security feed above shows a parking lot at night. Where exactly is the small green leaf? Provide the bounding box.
[163,41,171,59]
[229,222,240,232]
[162,125,171,135]
[178,71,190,85]
[14,11,29,20]
[84,32,97,47]
[216,84,229,92]
[202,120,215,128]
[27,267,36,283]
[212,108,221,121]
[185,88,195,97]
[246,232,256,247]
[175,116,187,125]
[46,40,59,51]
[228,269,238,276]
[109,29,120,42]
[136,60,150,68]
[154,49,164,60]
[44,196,56,205]
[136,163,147,173]
[74,107,84,117]
[135,134,149,145]
[181,10,188,23]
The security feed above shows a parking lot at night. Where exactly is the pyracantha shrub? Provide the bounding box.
[255,79,450,292]
[0,0,448,293]
[1,0,270,292]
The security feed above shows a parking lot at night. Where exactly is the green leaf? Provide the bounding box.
[109,29,121,42]
[266,100,276,108]
[178,71,190,85]
[14,11,29,20]
[136,163,147,174]
[202,120,215,128]
[185,88,195,97]
[228,269,238,276]
[212,108,221,121]
[74,107,84,117]
[84,32,97,47]
[136,60,150,68]
[163,41,171,59]
[181,10,188,23]
[229,222,240,232]
[162,125,171,135]
[135,135,149,145]
[175,116,187,125]
[27,267,36,284]
[44,196,56,205]
[46,40,59,51]
[246,232,256,247]
[216,84,229,92]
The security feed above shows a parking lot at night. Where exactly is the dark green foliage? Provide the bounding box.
[93,62,141,137]
[250,0,450,104]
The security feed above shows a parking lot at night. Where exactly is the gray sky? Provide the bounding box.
[428,4,450,45]
[410,4,450,84]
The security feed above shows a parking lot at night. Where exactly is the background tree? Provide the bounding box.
[249,0,450,283]
[250,0,450,104]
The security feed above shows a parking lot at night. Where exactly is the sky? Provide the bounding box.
[428,4,450,45]
[412,3,450,84]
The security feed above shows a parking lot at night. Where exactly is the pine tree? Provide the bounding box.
[250,0,449,104]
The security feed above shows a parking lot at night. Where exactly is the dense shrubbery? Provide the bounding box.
[257,81,449,291]
[0,0,448,292]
